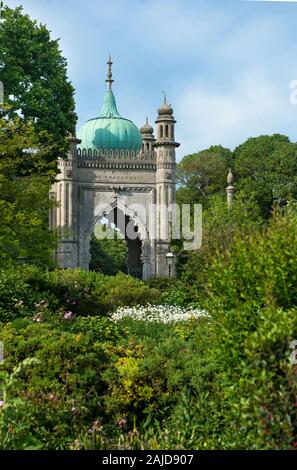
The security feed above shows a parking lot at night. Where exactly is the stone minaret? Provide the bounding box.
[154,94,179,277]
[51,134,80,268]
[140,117,155,157]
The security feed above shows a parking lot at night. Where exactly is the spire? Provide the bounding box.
[106,54,114,90]
[162,90,167,104]
[100,55,121,118]
[99,88,121,118]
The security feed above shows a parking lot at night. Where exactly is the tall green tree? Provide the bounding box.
[176,145,233,206]
[0,4,77,267]
[0,112,57,267]
[234,134,297,218]
[0,4,76,169]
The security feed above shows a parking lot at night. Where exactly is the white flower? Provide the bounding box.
[110,304,209,324]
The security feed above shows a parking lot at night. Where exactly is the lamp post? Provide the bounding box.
[165,252,174,278]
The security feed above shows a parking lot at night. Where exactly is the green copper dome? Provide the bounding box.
[77,89,142,152]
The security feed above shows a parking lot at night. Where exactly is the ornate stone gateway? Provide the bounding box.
[50,58,179,279]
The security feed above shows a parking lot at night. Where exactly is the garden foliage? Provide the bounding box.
[0,208,296,449]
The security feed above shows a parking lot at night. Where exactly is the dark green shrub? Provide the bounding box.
[39,270,160,316]
[101,273,160,312]
[146,277,194,306]
[0,266,58,322]
[222,307,297,449]
[202,208,297,448]
[67,315,121,342]
[207,207,297,311]
[0,322,109,449]
[179,195,263,301]
[101,316,216,426]
[0,267,161,322]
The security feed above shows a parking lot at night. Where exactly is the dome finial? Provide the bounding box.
[140,117,154,135]
[106,54,114,90]
[158,92,173,116]
[227,168,234,185]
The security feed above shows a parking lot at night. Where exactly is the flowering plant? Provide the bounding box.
[110,304,209,324]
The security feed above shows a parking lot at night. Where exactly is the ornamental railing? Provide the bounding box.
[76,148,156,161]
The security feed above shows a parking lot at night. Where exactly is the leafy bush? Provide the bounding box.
[67,315,121,343]
[202,207,297,448]
[0,267,160,322]
[207,206,297,311]
[101,316,215,427]
[146,277,196,307]
[0,322,108,449]
[232,307,297,449]
[0,359,44,450]
[0,266,58,322]
[1,207,297,450]
[179,195,263,303]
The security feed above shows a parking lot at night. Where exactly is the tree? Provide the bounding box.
[0,5,76,169]
[178,194,263,299]
[176,145,233,206]
[0,4,77,267]
[0,112,57,267]
[89,227,127,275]
[234,134,297,218]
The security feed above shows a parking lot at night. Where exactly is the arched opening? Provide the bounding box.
[89,206,143,279]
[165,124,169,138]
[160,125,163,139]
[89,229,127,275]
[146,142,150,151]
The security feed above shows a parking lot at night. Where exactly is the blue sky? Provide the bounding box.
[5,0,297,159]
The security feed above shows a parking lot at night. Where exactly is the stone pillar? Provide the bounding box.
[226,169,234,209]
[52,135,81,268]
[141,242,151,281]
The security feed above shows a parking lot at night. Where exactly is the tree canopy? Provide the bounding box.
[0,4,76,168]
[0,112,57,267]
[177,135,297,219]
[0,4,77,267]
[176,145,233,206]
[234,134,297,218]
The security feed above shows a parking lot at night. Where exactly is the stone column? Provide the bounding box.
[52,135,81,268]
[226,169,234,209]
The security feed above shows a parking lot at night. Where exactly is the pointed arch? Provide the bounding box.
[83,198,150,279]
